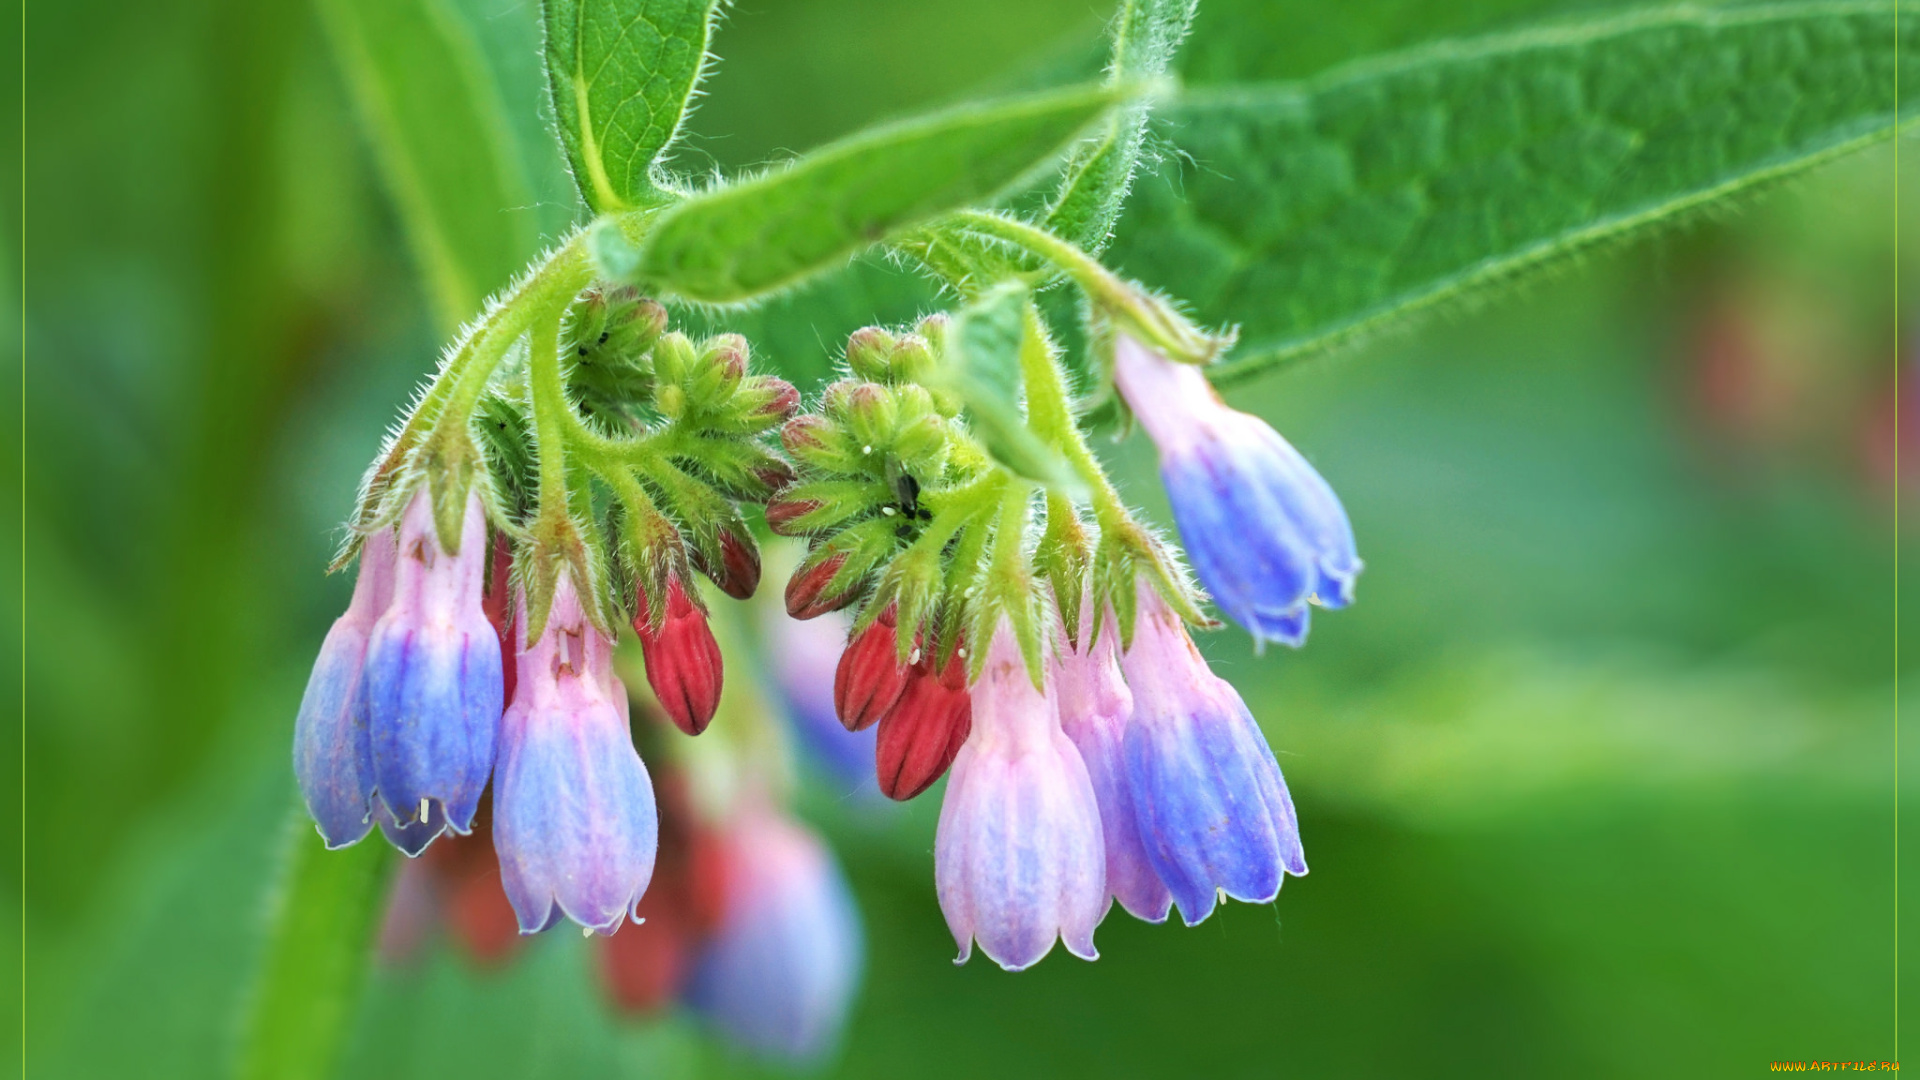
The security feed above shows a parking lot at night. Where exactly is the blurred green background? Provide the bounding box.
[14,0,1911,1076]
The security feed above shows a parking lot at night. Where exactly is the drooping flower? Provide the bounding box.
[294,527,398,849]
[493,574,659,934]
[1118,584,1307,926]
[873,644,971,801]
[684,806,863,1063]
[362,490,503,847]
[935,621,1106,971]
[1111,333,1360,647]
[1051,603,1172,924]
[633,575,724,736]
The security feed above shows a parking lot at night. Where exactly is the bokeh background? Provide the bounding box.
[14,0,1911,1075]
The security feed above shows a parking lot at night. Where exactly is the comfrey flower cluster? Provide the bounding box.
[763,222,1361,968]
[294,174,1358,987]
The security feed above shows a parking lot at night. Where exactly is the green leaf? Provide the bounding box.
[942,282,1082,493]
[634,82,1131,304]
[317,0,538,333]
[1102,3,1915,384]
[543,0,720,213]
[1044,0,1197,252]
[234,809,394,1080]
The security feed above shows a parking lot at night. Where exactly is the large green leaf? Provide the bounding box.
[316,0,537,332]
[542,0,720,213]
[1101,3,1914,384]
[1043,0,1198,252]
[633,82,1130,304]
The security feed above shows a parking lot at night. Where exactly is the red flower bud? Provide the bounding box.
[765,496,821,536]
[834,607,909,732]
[752,458,798,493]
[695,530,761,601]
[874,647,972,801]
[634,579,724,735]
[756,377,800,419]
[785,552,856,620]
[781,413,830,455]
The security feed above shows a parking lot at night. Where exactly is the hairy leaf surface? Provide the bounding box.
[543,0,720,212]
[635,83,1129,304]
[1104,3,1914,383]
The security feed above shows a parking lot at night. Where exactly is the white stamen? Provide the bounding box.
[419,796,430,823]
[881,506,896,516]
[861,445,873,455]
[582,926,594,938]
[909,647,921,665]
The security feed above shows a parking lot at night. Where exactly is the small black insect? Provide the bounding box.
[891,471,921,518]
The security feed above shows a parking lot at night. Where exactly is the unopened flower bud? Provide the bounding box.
[293,527,398,849]
[833,607,909,732]
[634,577,724,735]
[765,496,822,537]
[844,326,897,382]
[785,550,860,620]
[751,458,798,494]
[889,334,934,385]
[781,414,830,456]
[842,383,897,451]
[694,529,762,601]
[751,376,800,420]
[362,490,503,848]
[493,575,658,934]
[873,646,971,801]
[935,621,1105,970]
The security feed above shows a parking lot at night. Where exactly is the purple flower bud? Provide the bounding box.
[1112,334,1360,648]
[493,575,659,935]
[1119,586,1307,926]
[293,529,398,848]
[1051,604,1172,924]
[935,622,1106,971]
[362,491,502,848]
[685,808,863,1063]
